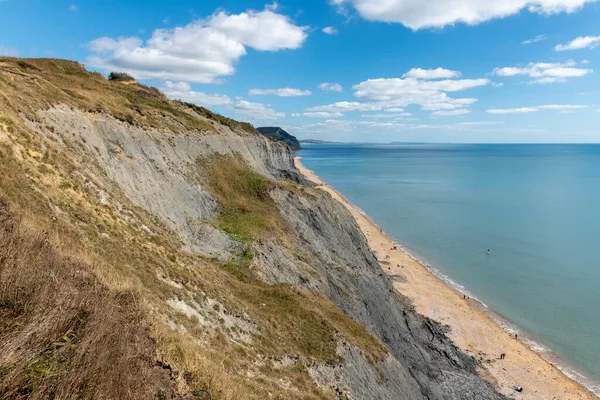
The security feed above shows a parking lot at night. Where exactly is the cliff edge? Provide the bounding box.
[257,126,302,151]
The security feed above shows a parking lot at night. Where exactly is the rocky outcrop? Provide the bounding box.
[257,126,301,151]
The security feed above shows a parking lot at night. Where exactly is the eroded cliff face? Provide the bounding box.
[25,105,308,258]
[22,105,504,400]
[269,188,505,400]
[0,58,505,399]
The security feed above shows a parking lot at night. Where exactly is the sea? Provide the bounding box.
[298,143,600,395]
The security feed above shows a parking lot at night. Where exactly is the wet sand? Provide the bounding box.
[295,156,597,400]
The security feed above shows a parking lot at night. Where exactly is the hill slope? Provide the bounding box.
[0,58,506,399]
[257,126,301,151]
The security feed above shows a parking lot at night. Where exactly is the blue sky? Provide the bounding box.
[1,0,600,142]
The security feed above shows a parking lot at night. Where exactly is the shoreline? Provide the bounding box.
[294,156,598,400]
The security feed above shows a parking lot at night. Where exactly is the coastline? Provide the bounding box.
[294,156,598,400]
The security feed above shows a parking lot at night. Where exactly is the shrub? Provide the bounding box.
[108,72,135,82]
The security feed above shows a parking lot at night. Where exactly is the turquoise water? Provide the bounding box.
[299,143,600,391]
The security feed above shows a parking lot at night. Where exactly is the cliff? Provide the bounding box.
[0,58,506,399]
[257,126,302,151]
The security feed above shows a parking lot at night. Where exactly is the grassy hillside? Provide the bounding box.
[0,58,387,399]
[0,57,255,135]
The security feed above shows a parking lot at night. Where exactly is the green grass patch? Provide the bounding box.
[226,232,251,245]
[27,359,55,378]
[202,156,290,240]
[241,283,338,360]
[221,278,388,364]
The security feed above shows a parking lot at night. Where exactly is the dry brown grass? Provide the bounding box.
[0,199,176,399]
[152,323,248,400]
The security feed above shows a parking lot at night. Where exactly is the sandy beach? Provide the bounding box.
[295,156,597,400]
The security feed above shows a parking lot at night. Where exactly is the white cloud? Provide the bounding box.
[431,109,471,117]
[88,37,141,53]
[160,81,233,107]
[265,2,279,11]
[352,76,487,110]
[402,67,461,79]
[487,107,544,114]
[298,119,360,134]
[302,119,406,132]
[308,70,486,115]
[361,112,413,118]
[87,8,308,83]
[231,100,285,120]
[487,104,588,114]
[493,60,592,84]
[0,45,18,57]
[522,35,547,44]
[330,0,596,30]
[307,101,381,112]
[555,35,600,51]
[68,4,78,11]
[322,26,338,35]
[454,121,503,127]
[292,111,344,117]
[411,121,504,130]
[353,79,486,99]
[249,88,311,96]
[318,82,343,92]
[353,77,488,100]
[527,77,564,84]
[537,104,588,109]
[207,10,307,51]
[420,98,479,110]
[293,118,505,136]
